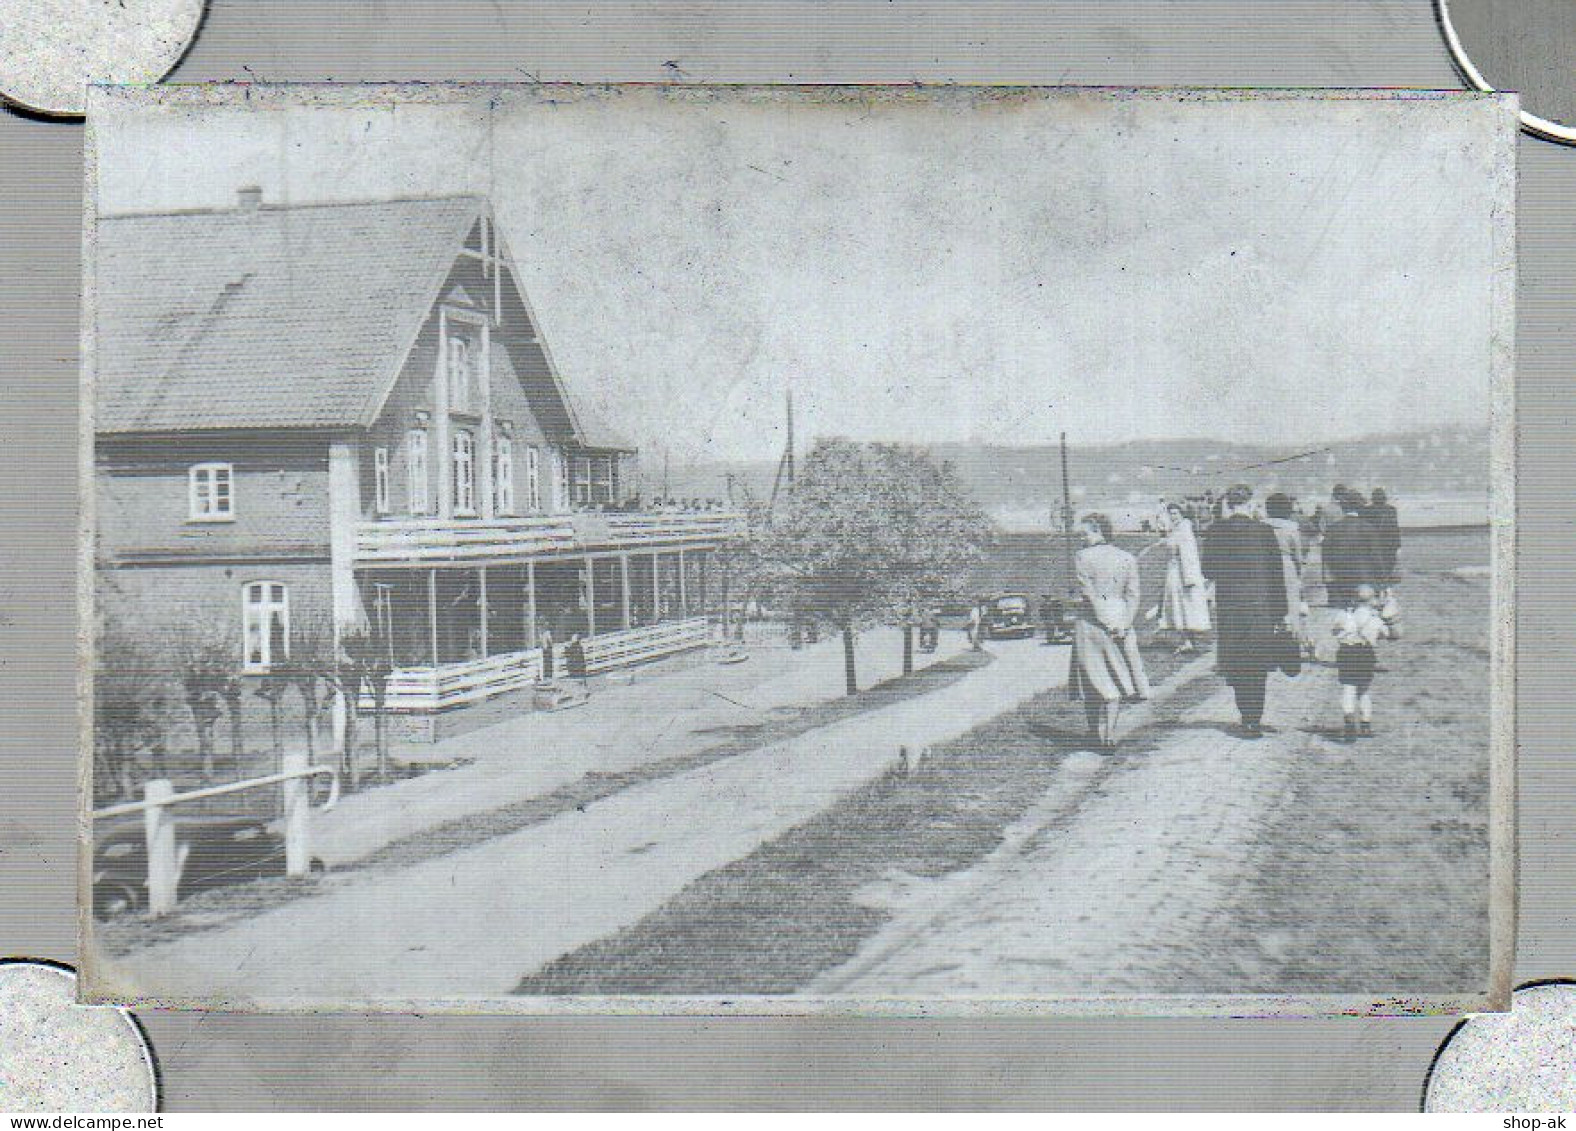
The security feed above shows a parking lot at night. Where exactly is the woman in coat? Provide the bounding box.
[1069,513,1150,749]
[1157,502,1212,653]
[1263,492,1309,651]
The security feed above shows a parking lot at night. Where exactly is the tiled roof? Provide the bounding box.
[94,196,483,433]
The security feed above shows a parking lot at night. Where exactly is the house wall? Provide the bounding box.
[95,434,338,755]
[98,560,333,655]
[363,254,567,520]
[96,434,332,562]
[95,560,336,780]
[363,309,439,519]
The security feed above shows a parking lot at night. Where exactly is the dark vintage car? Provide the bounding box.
[982,593,1036,639]
[1037,595,1077,644]
[93,812,325,919]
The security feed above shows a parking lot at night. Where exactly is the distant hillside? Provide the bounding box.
[651,427,1491,527]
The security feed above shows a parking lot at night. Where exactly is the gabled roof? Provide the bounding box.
[92,193,634,450]
[95,196,482,433]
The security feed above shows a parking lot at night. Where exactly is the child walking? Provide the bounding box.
[1331,582,1396,742]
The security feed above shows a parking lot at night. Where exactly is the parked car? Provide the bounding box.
[982,593,1035,639]
[1038,594,1076,644]
[93,812,325,919]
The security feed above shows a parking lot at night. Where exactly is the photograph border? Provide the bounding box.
[76,82,1518,1017]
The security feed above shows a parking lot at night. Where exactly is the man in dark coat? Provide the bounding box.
[1200,483,1289,738]
[1322,488,1382,608]
[1363,487,1401,582]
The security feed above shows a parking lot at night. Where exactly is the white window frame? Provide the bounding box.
[525,446,541,512]
[551,448,568,512]
[188,462,234,522]
[446,330,481,415]
[241,581,289,672]
[373,447,390,515]
[594,454,617,506]
[494,434,515,516]
[407,429,429,514]
[571,454,593,509]
[452,428,476,516]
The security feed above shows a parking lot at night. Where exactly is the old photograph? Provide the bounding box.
[81,86,1514,1012]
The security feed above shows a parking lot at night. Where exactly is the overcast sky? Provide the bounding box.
[94,88,1511,466]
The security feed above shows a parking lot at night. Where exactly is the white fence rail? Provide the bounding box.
[355,510,742,564]
[90,753,339,918]
[372,617,712,713]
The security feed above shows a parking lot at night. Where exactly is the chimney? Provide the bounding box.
[236,185,263,213]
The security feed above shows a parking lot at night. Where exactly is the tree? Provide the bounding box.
[331,627,395,788]
[94,620,176,801]
[346,629,394,783]
[283,616,337,773]
[755,440,990,695]
[171,621,242,781]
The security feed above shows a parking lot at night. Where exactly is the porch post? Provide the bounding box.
[477,567,489,656]
[326,439,361,749]
[584,558,597,637]
[428,568,439,665]
[478,322,495,519]
[526,561,538,649]
[678,549,687,617]
[435,311,453,518]
[619,553,632,630]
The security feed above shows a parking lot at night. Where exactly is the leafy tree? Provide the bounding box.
[755,439,989,694]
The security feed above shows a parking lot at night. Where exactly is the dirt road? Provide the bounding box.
[103,638,1065,1004]
[811,675,1314,996]
[310,627,970,866]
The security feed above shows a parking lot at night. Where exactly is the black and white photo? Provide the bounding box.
[81,86,1514,1013]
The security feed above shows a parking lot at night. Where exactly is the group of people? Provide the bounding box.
[644,495,731,513]
[1068,483,1403,749]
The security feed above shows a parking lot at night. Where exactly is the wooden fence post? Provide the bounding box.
[143,779,177,918]
[282,749,309,878]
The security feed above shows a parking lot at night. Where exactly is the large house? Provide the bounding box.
[94,189,739,739]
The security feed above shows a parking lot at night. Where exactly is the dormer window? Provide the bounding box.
[446,329,482,416]
[188,463,234,521]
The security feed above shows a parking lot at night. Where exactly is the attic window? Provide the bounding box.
[189,463,234,521]
[446,328,483,415]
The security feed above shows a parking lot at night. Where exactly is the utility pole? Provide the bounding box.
[769,388,796,509]
[1060,431,1076,596]
[785,389,795,487]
